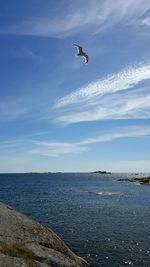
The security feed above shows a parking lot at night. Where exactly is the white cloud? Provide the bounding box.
[141,17,150,26]
[0,0,149,37]
[57,88,150,124]
[79,125,150,145]
[30,141,88,157]
[0,96,49,122]
[30,125,150,157]
[0,140,22,150]
[53,63,150,124]
[0,98,31,122]
[54,63,150,109]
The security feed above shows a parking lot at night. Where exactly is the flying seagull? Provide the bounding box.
[73,44,88,64]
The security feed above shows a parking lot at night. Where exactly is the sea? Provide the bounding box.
[0,172,150,267]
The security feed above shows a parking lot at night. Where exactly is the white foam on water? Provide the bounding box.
[89,191,124,197]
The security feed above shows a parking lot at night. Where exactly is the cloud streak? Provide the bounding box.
[0,0,149,37]
[53,63,150,124]
[54,63,150,108]
[57,87,150,124]
[142,17,150,27]
[30,141,88,157]
[30,125,150,157]
[0,98,32,122]
[1,125,150,158]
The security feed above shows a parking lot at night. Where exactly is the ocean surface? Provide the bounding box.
[0,172,150,267]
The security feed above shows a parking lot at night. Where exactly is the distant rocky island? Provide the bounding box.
[118,176,150,185]
[0,203,89,267]
[91,170,112,174]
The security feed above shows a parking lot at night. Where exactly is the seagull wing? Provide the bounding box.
[73,44,83,54]
[82,52,88,63]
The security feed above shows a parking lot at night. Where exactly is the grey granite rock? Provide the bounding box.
[0,252,29,267]
[118,176,150,185]
[0,203,89,267]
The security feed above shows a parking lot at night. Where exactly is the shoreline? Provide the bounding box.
[0,203,89,267]
[118,176,150,185]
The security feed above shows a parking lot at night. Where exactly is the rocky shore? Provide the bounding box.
[118,176,150,185]
[0,203,89,267]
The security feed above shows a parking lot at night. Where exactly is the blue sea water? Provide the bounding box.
[0,172,150,267]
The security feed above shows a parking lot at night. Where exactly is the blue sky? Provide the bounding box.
[0,0,150,172]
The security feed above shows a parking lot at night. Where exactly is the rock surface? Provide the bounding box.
[0,203,89,267]
[118,176,150,185]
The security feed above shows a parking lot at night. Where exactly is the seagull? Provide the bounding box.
[73,44,88,64]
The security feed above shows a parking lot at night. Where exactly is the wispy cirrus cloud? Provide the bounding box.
[142,17,150,27]
[0,140,23,150]
[54,63,150,108]
[0,96,51,122]
[57,87,150,124]
[11,47,41,61]
[30,125,150,157]
[30,141,88,157]
[53,63,150,124]
[1,125,150,158]
[0,98,32,122]
[0,0,149,37]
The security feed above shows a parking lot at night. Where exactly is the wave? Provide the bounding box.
[88,191,124,197]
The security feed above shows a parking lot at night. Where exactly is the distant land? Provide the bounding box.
[91,170,112,174]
